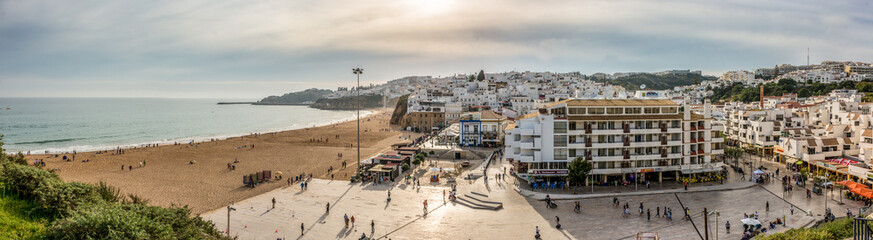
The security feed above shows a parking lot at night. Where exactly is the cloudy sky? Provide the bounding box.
[1,0,872,99]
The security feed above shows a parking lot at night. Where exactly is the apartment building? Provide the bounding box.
[459,110,508,147]
[504,99,725,183]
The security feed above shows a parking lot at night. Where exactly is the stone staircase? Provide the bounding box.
[455,191,503,210]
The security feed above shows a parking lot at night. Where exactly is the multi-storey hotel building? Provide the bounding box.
[504,99,725,183]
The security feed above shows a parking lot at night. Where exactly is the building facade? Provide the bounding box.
[504,99,725,183]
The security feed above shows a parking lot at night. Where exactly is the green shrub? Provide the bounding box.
[96,181,122,203]
[401,163,410,172]
[46,203,226,240]
[0,163,62,200]
[757,218,852,240]
[33,181,101,215]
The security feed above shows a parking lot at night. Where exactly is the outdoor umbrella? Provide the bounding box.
[741,218,761,225]
[429,168,440,171]
[753,170,766,175]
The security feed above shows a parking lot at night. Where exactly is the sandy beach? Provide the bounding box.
[24,109,421,214]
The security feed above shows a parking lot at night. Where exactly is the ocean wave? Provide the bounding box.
[15,137,86,145]
[12,110,376,154]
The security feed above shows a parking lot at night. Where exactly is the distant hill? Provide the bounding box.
[310,95,384,110]
[257,88,333,105]
[594,73,716,90]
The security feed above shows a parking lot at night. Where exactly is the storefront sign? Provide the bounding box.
[532,169,568,175]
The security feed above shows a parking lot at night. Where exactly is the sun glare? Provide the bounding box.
[405,0,456,15]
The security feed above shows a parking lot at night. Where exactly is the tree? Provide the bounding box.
[567,157,592,186]
[468,74,475,82]
[477,70,485,81]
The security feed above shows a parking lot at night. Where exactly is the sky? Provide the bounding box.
[1,0,872,99]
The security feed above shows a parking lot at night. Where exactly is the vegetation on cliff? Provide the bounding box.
[592,73,716,90]
[257,88,333,104]
[310,95,384,110]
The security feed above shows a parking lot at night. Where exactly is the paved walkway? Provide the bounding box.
[201,158,565,239]
[201,153,869,240]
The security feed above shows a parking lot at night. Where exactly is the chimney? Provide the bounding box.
[704,99,711,119]
[760,84,764,109]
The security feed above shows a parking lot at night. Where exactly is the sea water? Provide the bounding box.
[0,98,369,153]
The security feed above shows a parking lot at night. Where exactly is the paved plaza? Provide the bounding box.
[202,153,869,239]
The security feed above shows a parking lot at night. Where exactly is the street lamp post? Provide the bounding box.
[353,68,363,176]
[226,206,236,237]
[710,210,720,240]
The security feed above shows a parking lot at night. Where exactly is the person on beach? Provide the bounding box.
[326,203,330,214]
[301,223,304,235]
[272,197,276,209]
[121,165,124,171]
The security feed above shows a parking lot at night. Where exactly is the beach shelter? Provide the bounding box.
[753,170,766,175]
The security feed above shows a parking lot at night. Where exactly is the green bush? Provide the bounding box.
[96,181,122,203]
[0,163,63,200]
[401,163,410,172]
[0,163,100,215]
[46,203,225,240]
[757,218,852,240]
[33,181,101,215]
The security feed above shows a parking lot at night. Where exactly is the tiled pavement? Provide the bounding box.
[202,153,867,240]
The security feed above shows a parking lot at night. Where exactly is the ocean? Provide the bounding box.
[0,98,368,154]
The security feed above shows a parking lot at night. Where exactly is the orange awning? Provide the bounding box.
[851,188,873,199]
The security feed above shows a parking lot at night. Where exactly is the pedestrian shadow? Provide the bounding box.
[336,226,352,238]
[260,209,273,216]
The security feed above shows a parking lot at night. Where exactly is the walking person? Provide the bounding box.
[656,206,661,218]
[726,221,731,234]
[301,223,305,235]
[272,197,276,209]
[326,203,330,214]
[371,220,375,233]
[647,209,651,221]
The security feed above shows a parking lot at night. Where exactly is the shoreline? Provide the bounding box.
[23,108,421,214]
[13,109,376,155]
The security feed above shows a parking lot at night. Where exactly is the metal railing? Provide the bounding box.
[855,217,873,240]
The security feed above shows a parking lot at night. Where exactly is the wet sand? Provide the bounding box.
[25,109,421,214]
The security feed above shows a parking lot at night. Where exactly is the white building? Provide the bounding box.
[504,99,725,184]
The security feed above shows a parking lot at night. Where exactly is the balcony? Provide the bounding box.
[592,142,624,148]
[520,141,534,149]
[698,137,705,142]
[712,138,724,143]
[690,139,697,143]
[710,149,724,155]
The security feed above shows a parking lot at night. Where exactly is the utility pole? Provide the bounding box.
[704,207,709,240]
[353,68,363,176]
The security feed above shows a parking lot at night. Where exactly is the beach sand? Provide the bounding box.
[25,109,421,214]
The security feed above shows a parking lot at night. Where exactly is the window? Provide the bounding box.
[607,108,623,114]
[626,108,642,114]
[554,149,568,160]
[588,108,605,114]
[644,107,660,114]
[598,162,606,169]
[568,107,584,115]
[554,122,567,133]
[844,145,851,150]
[661,107,678,114]
[554,135,567,147]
